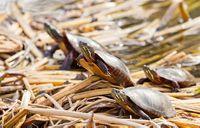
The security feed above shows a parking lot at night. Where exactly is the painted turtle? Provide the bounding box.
[137,65,196,91]
[77,42,134,87]
[44,23,105,70]
[111,87,176,119]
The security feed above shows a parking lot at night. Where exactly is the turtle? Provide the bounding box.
[137,65,196,91]
[44,22,105,70]
[111,87,176,119]
[77,42,134,87]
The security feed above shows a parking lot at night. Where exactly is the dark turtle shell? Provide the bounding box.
[95,50,133,86]
[112,87,176,119]
[153,67,195,87]
[95,50,130,76]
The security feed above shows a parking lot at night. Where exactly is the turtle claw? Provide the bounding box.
[172,87,180,92]
[60,51,74,70]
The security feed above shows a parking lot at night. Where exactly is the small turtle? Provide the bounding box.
[137,65,196,91]
[77,42,134,87]
[111,87,176,119]
[44,23,105,70]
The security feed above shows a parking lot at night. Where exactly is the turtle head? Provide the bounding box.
[44,22,64,42]
[143,65,159,82]
[79,42,95,62]
[111,88,136,114]
[111,88,127,104]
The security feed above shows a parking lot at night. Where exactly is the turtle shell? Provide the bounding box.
[94,50,133,86]
[67,33,105,53]
[79,48,133,86]
[155,67,196,87]
[95,50,130,76]
[123,87,176,118]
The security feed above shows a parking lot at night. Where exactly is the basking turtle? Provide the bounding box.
[137,65,196,91]
[44,23,105,70]
[111,87,176,119]
[77,42,134,87]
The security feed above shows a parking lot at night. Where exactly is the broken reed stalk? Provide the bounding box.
[0,86,23,94]
[58,17,94,28]
[4,91,31,128]
[23,78,35,99]
[26,107,148,128]
[25,37,43,59]
[172,98,200,105]
[0,26,22,44]
[15,90,31,127]
[78,98,115,112]
[173,103,200,114]
[151,51,178,67]
[40,76,101,106]
[11,2,35,38]
[43,93,64,110]
[140,16,200,41]
[4,109,28,128]
[26,70,81,75]
[29,58,48,71]
[0,100,18,126]
[179,1,191,22]
[94,0,137,18]
[71,88,112,101]
[169,118,200,128]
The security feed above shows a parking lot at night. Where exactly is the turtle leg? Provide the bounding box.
[96,59,111,76]
[137,78,150,84]
[44,44,59,57]
[171,81,180,92]
[60,50,74,70]
[76,54,84,67]
[128,101,151,120]
[135,108,151,120]
[117,92,151,120]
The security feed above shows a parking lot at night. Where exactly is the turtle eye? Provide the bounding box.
[79,43,89,55]
[83,47,92,59]
[112,89,126,103]
[146,70,155,80]
[143,66,158,81]
[79,43,95,62]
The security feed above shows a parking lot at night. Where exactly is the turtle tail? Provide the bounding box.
[44,22,64,42]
